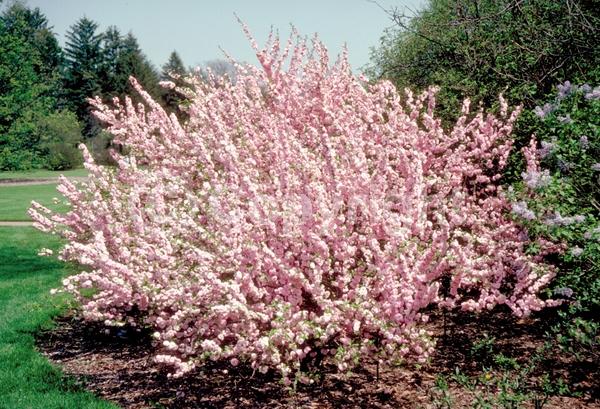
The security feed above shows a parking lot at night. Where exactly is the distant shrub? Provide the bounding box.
[36,110,83,170]
[0,146,36,170]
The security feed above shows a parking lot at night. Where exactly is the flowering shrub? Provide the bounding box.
[509,81,600,358]
[513,81,599,262]
[30,27,560,382]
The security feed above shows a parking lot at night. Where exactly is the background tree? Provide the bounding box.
[37,110,83,170]
[92,28,160,161]
[0,3,163,169]
[369,0,600,121]
[62,17,103,137]
[197,59,238,83]
[1,1,62,85]
[160,50,189,119]
[98,25,126,99]
[99,28,161,102]
[117,32,160,101]
[0,2,77,170]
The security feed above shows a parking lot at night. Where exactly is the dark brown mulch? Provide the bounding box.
[36,309,599,409]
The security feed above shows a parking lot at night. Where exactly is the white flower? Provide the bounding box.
[37,248,53,256]
[163,340,178,350]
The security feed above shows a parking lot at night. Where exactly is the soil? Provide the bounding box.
[36,309,599,409]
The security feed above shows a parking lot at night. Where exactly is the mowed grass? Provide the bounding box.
[0,227,116,408]
[0,184,69,221]
[0,168,88,180]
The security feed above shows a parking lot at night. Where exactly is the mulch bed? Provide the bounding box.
[36,308,599,408]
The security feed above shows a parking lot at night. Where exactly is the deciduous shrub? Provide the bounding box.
[36,110,83,170]
[31,27,561,383]
[509,81,600,360]
[369,0,600,122]
[369,0,600,185]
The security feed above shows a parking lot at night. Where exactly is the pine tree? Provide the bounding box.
[99,25,127,99]
[162,50,186,78]
[117,32,161,101]
[62,17,103,137]
[99,29,160,104]
[160,50,188,119]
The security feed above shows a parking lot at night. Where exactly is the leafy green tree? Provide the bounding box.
[0,3,61,170]
[1,1,62,83]
[37,110,83,170]
[369,0,600,121]
[62,17,103,137]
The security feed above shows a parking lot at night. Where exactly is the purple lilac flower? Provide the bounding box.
[538,140,556,158]
[557,159,573,173]
[580,84,592,93]
[584,86,600,100]
[517,230,530,242]
[543,211,585,227]
[592,163,600,171]
[557,81,574,100]
[579,135,589,149]
[521,169,551,189]
[557,114,572,124]
[570,247,584,257]
[554,287,574,298]
[511,201,536,220]
[534,103,556,119]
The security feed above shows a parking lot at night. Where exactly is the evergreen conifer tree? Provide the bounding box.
[99,25,126,99]
[62,17,103,137]
[160,50,188,119]
[118,32,160,101]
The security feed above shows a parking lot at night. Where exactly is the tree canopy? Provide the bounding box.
[0,2,64,169]
[369,0,600,120]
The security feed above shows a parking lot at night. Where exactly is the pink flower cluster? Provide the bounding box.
[30,26,559,382]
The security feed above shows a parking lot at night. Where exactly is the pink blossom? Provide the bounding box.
[30,24,559,383]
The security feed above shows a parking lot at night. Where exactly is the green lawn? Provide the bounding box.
[0,168,88,180]
[0,184,69,221]
[0,227,116,408]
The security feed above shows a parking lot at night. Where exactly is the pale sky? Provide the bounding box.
[25,0,426,73]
